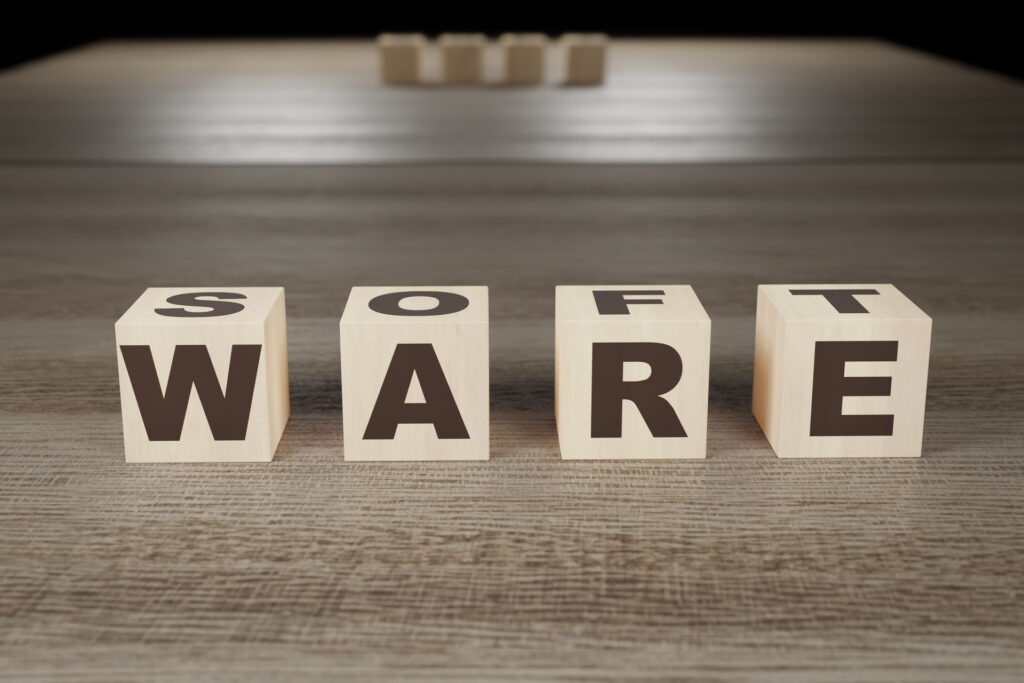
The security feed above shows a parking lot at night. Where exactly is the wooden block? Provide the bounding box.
[555,286,711,460]
[501,33,547,85]
[439,33,487,85]
[752,284,932,458]
[339,286,489,461]
[561,33,608,85]
[377,33,426,85]
[115,288,289,462]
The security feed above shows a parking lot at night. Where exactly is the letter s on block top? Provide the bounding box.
[155,292,248,318]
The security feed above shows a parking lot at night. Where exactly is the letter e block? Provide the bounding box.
[115,287,289,462]
[555,286,711,460]
[752,284,931,458]
[561,33,608,85]
[340,286,488,461]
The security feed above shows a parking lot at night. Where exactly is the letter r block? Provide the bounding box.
[752,284,931,458]
[115,287,289,462]
[339,286,489,461]
[555,286,711,459]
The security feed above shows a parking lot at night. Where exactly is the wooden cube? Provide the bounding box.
[753,284,932,458]
[561,33,608,85]
[439,33,487,84]
[115,288,289,463]
[377,33,426,85]
[501,33,547,85]
[339,286,489,461]
[555,286,711,460]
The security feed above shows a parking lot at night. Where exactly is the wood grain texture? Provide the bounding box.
[2,39,1024,163]
[1,163,1022,680]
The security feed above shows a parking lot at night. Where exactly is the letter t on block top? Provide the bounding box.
[752,284,932,458]
[555,286,711,460]
[115,288,289,462]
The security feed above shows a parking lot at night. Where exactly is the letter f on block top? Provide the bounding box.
[555,285,711,460]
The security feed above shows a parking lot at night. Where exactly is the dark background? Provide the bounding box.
[2,6,1022,81]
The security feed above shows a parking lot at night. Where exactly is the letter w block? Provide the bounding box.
[115,287,289,462]
[555,285,711,459]
[340,286,489,461]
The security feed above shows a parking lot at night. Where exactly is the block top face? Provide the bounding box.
[439,34,487,47]
[342,286,488,324]
[116,287,283,327]
[556,285,709,323]
[377,33,426,47]
[500,33,548,46]
[760,284,930,322]
[561,33,609,46]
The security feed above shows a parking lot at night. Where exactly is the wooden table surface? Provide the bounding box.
[1,40,1022,681]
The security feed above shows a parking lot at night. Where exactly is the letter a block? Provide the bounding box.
[115,288,289,462]
[340,286,488,461]
[555,286,711,460]
[753,284,931,458]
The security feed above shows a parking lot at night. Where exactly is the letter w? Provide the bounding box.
[120,345,262,441]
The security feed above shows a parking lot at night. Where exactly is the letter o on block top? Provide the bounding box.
[555,285,711,460]
[115,287,290,462]
[339,286,489,461]
[752,284,932,458]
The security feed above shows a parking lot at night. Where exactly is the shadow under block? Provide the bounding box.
[340,286,489,461]
[555,286,711,460]
[377,34,425,85]
[752,284,932,458]
[115,288,289,463]
[562,33,608,85]
[439,34,486,84]
[501,33,547,85]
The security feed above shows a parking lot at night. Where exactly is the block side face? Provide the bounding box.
[340,318,488,461]
[752,286,785,454]
[263,290,290,455]
[117,287,283,327]
[555,318,710,460]
[776,317,932,458]
[761,284,930,322]
[116,318,274,463]
[556,285,709,323]
[343,286,488,324]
